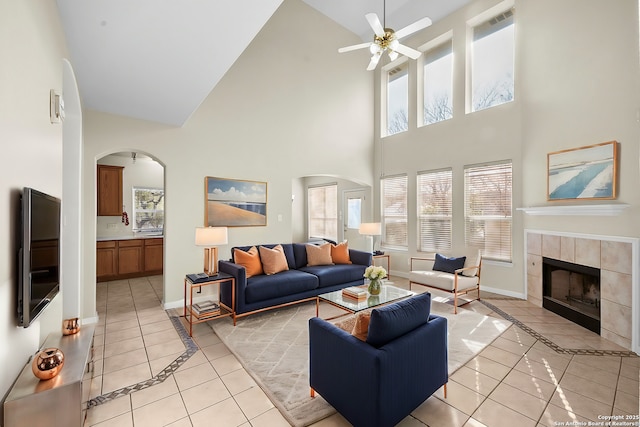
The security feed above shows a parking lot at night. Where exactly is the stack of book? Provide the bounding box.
[342,286,367,301]
[191,300,221,318]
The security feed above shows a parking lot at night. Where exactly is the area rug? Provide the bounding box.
[207,299,511,426]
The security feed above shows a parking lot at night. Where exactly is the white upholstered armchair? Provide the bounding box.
[409,249,482,314]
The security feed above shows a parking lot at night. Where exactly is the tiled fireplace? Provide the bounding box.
[526,230,638,352]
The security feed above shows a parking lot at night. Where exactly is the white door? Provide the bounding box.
[343,189,369,252]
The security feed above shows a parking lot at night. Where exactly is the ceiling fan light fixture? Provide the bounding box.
[388,50,399,61]
[370,43,382,55]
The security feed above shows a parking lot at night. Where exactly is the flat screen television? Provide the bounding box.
[18,187,61,327]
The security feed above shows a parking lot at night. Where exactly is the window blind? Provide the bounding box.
[464,162,512,261]
[308,184,337,241]
[417,169,452,252]
[381,175,408,248]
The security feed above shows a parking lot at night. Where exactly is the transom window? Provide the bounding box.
[386,63,409,136]
[470,8,515,112]
[417,169,452,251]
[464,161,512,261]
[381,175,408,248]
[308,184,337,241]
[423,41,453,126]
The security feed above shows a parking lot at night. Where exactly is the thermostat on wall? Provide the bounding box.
[50,89,64,124]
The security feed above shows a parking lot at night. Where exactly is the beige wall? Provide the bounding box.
[0,0,69,403]
[81,0,374,316]
[372,0,639,297]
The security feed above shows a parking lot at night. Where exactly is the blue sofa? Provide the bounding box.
[219,243,372,319]
[309,293,448,427]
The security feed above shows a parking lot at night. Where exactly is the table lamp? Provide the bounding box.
[359,222,382,254]
[195,226,228,275]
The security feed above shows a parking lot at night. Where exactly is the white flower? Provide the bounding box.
[364,265,387,280]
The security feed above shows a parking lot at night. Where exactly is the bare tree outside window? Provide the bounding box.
[418,170,452,251]
[133,188,164,232]
[471,9,515,112]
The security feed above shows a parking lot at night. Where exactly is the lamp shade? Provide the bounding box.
[359,222,381,236]
[195,227,228,246]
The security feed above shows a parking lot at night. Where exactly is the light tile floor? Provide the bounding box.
[86,276,639,427]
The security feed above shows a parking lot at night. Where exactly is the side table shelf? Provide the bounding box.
[184,273,236,336]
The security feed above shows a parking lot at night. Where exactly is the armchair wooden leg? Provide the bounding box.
[310,388,315,398]
[443,383,447,399]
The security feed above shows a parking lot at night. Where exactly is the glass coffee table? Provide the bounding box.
[316,284,415,319]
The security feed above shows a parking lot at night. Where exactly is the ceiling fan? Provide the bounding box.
[338,4,432,71]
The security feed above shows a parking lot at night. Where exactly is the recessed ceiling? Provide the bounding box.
[56,0,471,127]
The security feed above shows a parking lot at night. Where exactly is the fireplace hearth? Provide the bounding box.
[542,257,601,334]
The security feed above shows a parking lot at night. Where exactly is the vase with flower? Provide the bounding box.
[364,265,387,296]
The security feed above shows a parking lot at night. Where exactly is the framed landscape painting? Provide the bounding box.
[205,177,267,226]
[547,141,618,201]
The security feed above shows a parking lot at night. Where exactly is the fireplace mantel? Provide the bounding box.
[517,204,629,216]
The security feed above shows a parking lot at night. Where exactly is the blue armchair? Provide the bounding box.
[309,293,448,427]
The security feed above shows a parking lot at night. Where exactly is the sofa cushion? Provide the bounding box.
[366,293,431,348]
[462,249,481,277]
[233,246,263,278]
[259,244,289,275]
[331,241,352,264]
[409,270,479,291]
[300,264,366,288]
[351,312,371,341]
[433,253,466,274]
[233,244,296,270]
[306,243,334,266]
[292,243,308,269]
[245,270,318,303]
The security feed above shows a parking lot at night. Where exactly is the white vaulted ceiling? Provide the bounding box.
[56,0,470,126]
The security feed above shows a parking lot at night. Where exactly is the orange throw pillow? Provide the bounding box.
[331,241,352,264]
[259,244,289,275]
[351,312,371,341]
[233,246,263,278]
[306,243,334,266]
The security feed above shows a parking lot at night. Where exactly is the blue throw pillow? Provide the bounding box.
[432,253,466,274]
[366,293,431,348]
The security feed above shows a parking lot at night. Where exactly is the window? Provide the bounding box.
[386,63,409,136]
[308,184,337,241]
[464,161,512,261]
[417,169,452,251]
[423,42,453,126]
[381,175,408,248]
[470,9,515,112]
[132,187,164,232]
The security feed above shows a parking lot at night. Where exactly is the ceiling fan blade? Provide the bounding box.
[367,53,382,71]
[394,17,433,40]
[393,43,422,60]
[365,13,385,37]
[338,42,372,54]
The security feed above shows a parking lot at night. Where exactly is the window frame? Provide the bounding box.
[381,174,408,250]
[466,3,515,114]
[463,161,513,262]
[420,37,454,127]
[383,59,410,137]
[307,184,338,242]
[132,187,164,233]
[417,168,453,252]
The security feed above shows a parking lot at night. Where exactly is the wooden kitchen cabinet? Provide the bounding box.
[97,165,124,216]
[96,238,163,282]
[144,238,164,273]
[118,239,144,275]
[96,240,118,279]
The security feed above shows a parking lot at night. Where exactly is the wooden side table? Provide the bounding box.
[373,254,390,273]
[183,272,235,336]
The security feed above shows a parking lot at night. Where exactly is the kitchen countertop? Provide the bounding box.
[97,234,163,242]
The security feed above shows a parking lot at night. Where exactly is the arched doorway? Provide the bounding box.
[95,151,166,306]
